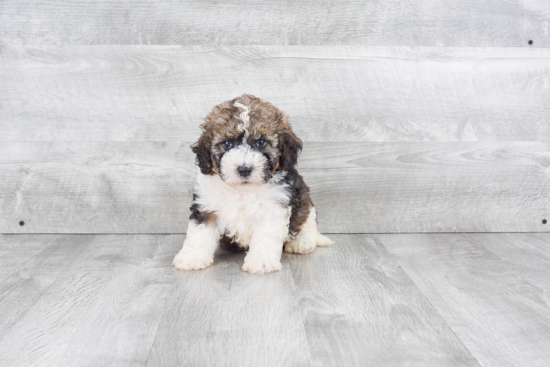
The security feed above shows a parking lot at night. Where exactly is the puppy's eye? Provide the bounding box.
[222,141,232,150]
[256,139,267,148]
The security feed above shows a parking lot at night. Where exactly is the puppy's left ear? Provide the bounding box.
[191,132,214,175]
[278,128,303,172]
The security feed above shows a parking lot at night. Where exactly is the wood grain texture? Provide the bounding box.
[0,235,177,367]
[3,234,550,366]
[2,45,550,142]
[306,141,550,233]
[0,235,85,335]
[478,233,550,304]
[0,141,193,234]
[384,233,550,367]
[287,234,480,366]
[146,249,310,367]
[1,0,549,46]
[2,141,549,234]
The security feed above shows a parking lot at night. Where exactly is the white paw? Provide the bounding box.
[242,254,282,274]
[284,236,316,254]
[173,250,213,271]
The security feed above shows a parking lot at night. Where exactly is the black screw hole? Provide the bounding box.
[528,40,533,45]
[19,221,25,226]
[543,219,547,225]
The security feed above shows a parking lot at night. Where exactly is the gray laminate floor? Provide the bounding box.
[1,233,549,367]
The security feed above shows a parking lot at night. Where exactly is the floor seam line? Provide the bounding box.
[0,235,88,343]
[144,277,179,367]
[285,254,314,367]
[387,250,484,367]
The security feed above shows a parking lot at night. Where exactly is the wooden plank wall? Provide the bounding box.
[1,1,549,234]
[1,1,549,46]
[1,141,549,233]
[2,46,550,143]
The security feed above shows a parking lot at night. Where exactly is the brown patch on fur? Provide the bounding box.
[192,94,302,177]
[278,129,302,173]
[191,130,215,175]
[287,174,313,237]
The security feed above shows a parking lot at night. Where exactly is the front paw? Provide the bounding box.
[242,253,282,274]
[173,249,213,271]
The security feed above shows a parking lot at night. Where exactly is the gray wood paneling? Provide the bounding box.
[147,248,310,367]
[3,234,550,366]
[0,142,197,233]
[1,0,548,46]
[0,141,193,234]
[306,141,550,233]
[0,235,86,335]
[0,234,177,367]
[288,234,480,366]
[479,233,550,303]
[2,45,549,142]
[2,141,548,234]
[384,233,550,367]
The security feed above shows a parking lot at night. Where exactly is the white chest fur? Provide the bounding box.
[194,172,292,247]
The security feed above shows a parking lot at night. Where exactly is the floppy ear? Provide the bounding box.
[191,132,213,175]
[278,129,303,172]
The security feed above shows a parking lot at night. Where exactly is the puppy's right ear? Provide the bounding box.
[191,132,213,175]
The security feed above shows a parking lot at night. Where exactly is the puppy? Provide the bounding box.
[173,94,332,274]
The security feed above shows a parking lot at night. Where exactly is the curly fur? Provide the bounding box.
[173,94,332,274]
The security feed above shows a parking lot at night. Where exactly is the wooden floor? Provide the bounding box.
[0,234,549,366]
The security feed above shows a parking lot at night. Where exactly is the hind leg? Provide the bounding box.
[284,207,331,254]
[284,227,317,254]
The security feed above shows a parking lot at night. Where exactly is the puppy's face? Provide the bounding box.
[193,95,302,187]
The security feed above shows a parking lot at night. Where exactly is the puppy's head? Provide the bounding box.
[192,94,302,186]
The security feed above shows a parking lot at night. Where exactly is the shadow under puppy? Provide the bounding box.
[173,94,332,274]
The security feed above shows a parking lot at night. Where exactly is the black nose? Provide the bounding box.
[237,166,252,178]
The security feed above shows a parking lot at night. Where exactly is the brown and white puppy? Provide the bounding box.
[173,94,332,274]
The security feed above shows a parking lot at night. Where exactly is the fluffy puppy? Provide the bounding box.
[173,94,332,274]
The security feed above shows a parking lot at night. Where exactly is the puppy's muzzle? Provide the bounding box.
[237,165,252,178]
